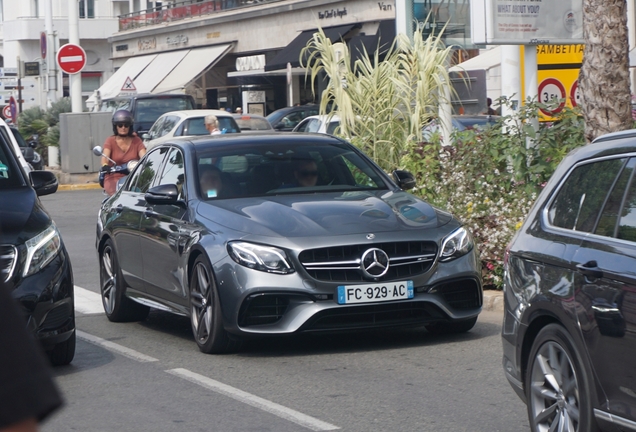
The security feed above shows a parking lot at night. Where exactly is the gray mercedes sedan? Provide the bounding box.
[96,133,482,354]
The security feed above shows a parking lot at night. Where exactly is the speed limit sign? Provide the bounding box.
[538,78,566,116]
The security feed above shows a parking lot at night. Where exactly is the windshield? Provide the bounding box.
[196,142,388,200]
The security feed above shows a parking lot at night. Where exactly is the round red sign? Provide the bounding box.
[2,105,11,120]
[538,78,566,116]
[56,43,86,75]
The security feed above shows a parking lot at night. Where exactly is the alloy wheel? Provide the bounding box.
[101,245,117,315]
[529,341,580,432]
[191,262,213,344]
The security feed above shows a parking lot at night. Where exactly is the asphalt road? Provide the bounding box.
[39,189,530,432]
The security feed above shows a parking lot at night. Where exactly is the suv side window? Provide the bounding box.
[159,115,179,137]
[548,157,627,232]
[127,147,168,193]
[158,148,185,200]
[147,116,165,140]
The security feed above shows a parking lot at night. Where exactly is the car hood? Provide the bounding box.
[0,188,52,244]
[196,190,453,237]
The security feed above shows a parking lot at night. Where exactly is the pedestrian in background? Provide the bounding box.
[485,97,496,115]
[235,107,243,114]
[204,115,222,135]
[0,278,63,432]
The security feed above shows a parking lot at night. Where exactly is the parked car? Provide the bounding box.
[144,109,240,149]
[232,113,275,133]
[422,114,500,141]
[0,126,75,366]
[266,104,319,131]
[503,129,636,432]
[99,93,196,137]
[10,127,42,170]
[293,114,341,135]
[0,117,35,173]
[96,133,483,354]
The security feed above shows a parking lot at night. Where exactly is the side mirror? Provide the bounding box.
[142,133,150,140]
[392,170,417,190]
[92,145,104,157]
[30,170,58,196]
[274,122,285,131]
[145,183,181,205]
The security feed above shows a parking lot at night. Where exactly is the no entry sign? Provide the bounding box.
[56,43,86,75]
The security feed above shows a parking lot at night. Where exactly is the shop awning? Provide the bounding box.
[264,23,359,72]
[153,44,233,93]
[449,47,501,72]
[348,20,395,69]
[93,43,233,102]
[95,54,157,101]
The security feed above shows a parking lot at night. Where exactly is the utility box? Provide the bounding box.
[59,112,112,174]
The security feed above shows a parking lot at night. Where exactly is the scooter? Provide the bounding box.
[92,146,139,191]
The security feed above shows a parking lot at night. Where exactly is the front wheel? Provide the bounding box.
[100,239,149,322]
[189,255,240,354]
[526,324,600,432]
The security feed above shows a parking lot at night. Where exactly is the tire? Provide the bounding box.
[100,239,149,322]
[526,324,600,432]
[425,316,478,334]
[47,330,76,366]
[189,255,240,354]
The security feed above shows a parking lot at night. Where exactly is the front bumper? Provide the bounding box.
[11,247,75,350]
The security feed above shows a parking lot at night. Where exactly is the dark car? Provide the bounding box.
[0,127,75,366]
[96,133,482,354]
[503,129,636,432]
[266,104,319,131]
[100,93,196,137]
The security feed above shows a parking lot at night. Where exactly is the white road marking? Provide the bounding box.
[74,285,104,315]
[166,368,340,431]
[77,330,159,363]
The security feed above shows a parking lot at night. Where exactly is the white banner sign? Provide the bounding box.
[472,0,583,45]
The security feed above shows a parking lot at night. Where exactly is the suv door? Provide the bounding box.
[568,156,636,422]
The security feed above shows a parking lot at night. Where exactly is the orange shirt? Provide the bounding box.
[103,135,145,196]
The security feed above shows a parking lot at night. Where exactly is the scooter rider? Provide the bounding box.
[101,109,146,196]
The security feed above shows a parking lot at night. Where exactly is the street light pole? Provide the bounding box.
[45,0,58,106]
[68,0,83,113]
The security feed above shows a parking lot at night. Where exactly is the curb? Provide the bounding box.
[483,290,504,312]
[58,183,103,191]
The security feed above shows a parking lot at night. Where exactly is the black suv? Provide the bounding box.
[100,93,196,136]
[503,129,636,431]
[0,129,75,366]
[266,104,319,131]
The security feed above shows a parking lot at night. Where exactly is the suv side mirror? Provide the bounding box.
[392,170,417,190]
[274,123,285,131]
[30,170,58,196]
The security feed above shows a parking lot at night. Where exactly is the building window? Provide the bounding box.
[79,0,95,18]
[414,0,476,50]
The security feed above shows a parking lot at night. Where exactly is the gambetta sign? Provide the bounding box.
[470,0,584,45]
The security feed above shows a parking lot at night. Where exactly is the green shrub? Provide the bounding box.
[401,97,586,288]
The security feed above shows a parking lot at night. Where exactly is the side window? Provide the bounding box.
[326,121,340,135]
[295,119,310,132]
[596,158,636,237]
[306,119,321,133]
[616,163,636,241]
[548,158,627,232]
[158,148,185,199]
[129,147,168,193]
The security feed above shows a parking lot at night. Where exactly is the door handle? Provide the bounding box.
[576,260,603,279]
[115,204,124,214]
[144,208,156,218]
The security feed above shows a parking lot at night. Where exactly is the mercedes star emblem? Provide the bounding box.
[361,248,390,278]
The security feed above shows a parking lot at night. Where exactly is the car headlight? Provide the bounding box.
[23,224,62,277]
[228,242,295,274]
[439,227,474,262]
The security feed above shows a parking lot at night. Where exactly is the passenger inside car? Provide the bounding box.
[292,159,319,187]
[199,165,224,198]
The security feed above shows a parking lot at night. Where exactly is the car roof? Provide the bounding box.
[158,109,234,119]
[164,131,345,150]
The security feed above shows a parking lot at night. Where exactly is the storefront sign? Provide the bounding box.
[236,55,265,72]
[378,2,392,11]
[115,44,129,52]
[471,0,583,45]
[319,8,347,19]
[166,34,188,47]
[138,37,156,51]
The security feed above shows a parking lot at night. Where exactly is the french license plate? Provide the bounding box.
[337,281,414,305]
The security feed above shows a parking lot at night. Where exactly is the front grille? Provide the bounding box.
[431,279,482,310]
[0,245,17,283]
[299,241,437,282]
[300,302,447,331]
[41,303,73,331]
[238,294,290,327]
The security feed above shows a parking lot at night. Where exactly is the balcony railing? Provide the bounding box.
[118,0,284,31]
